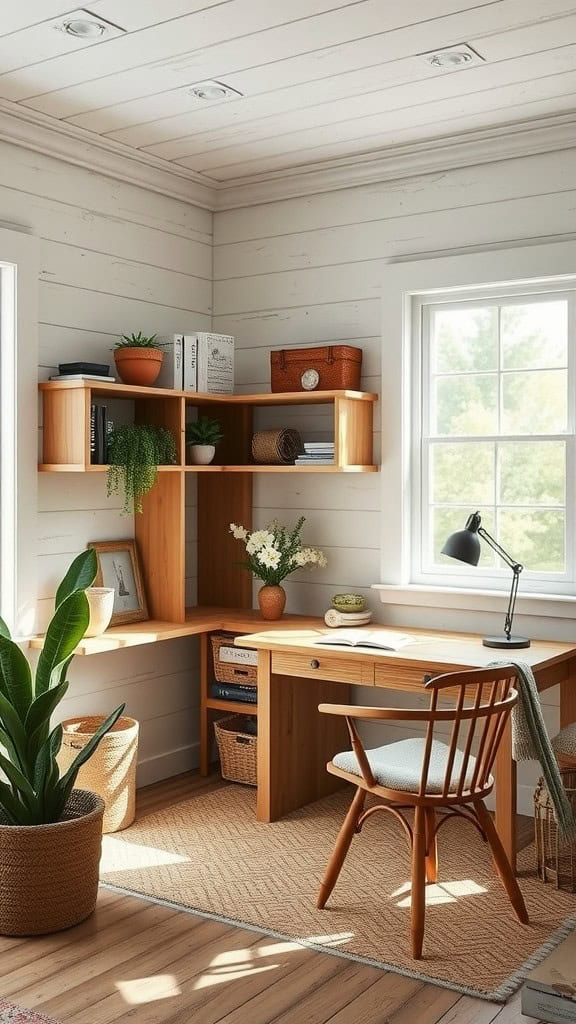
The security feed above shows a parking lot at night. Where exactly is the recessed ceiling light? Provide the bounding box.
[189,80,243,101]
[420,43,485,70]
[57,9,125,40]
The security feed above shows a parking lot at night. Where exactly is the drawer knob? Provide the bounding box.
[310,658,320,669]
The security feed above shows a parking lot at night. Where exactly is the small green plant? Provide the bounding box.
[107,423,177,514]
[114,331,159,350]
[186,416,224,446]
[0,549,125,826]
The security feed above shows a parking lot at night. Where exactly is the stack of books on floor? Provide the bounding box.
[295,441,335,465]
[210,681,257,704]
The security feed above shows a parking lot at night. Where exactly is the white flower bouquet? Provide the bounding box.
[229,516,327,586]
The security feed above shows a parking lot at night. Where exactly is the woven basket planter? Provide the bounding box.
[0,789,104,936]
[59,716,139,834]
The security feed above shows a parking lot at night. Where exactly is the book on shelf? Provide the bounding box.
[90,404,112,464]
[59,362,110,375]
[210,682,257,703]
[183,334,198,392]
[314,629,416,651]
[50,373,116,382]
[155,334,184,389]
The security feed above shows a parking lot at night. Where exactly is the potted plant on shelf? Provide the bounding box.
[229,516,327,619]
[113,332,163,386]
[186,416,224,465]
[107,423,177,514]
[0,548,125,936]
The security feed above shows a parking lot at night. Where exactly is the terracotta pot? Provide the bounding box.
[258,584,286,621]
[0,789,104,936]
[114,347,164,386]
[187,444,216,465]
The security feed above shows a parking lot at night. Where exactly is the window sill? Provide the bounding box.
[372,584,576,619]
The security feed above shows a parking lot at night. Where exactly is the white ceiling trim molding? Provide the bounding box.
[1,99,576,211]
[0,98,216,210]
[213,110,576,209]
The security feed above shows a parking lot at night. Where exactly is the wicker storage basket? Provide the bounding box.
[211,632,258,685]
[534,768,576,892]
[214,715,257,786]
[251,428,302,465]
[270,345,362,392]
[0,789,104,936]
[59,716,139,833]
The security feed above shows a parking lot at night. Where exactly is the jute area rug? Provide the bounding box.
[0,1002,60,1023]
[100,785,576,1002]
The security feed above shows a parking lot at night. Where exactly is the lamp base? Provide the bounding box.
[482,635,530,649]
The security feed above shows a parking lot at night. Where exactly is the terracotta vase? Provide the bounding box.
[114,347,164,386]
[258,584,286,621]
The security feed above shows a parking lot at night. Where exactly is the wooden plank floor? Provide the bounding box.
[1,771,543,1024]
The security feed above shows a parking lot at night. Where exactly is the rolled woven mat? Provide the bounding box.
[251,428,303,464]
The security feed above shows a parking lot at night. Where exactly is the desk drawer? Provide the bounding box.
[374,662,433,692]
[272,651,374,686]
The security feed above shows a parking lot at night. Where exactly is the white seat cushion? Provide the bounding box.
[552,723,576,757]
[332,737,487,795]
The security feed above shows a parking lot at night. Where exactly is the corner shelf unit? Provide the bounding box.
[38,380,378,623]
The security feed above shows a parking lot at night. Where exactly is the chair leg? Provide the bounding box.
[411,806,427,958]
[425,808,438,884]
[317,787,366,910]
[474,800,529,925]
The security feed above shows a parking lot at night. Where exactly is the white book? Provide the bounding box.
[196,333,235,394]
[314,629,416,651]
[50,373,116,382]
[183,334,198,392]
[155,335,184,389]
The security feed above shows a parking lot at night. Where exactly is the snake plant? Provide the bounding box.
[0,549,124,826]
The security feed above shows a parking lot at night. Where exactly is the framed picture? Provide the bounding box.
[87,540,148,625]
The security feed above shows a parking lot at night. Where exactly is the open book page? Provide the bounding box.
[314,628,416,651]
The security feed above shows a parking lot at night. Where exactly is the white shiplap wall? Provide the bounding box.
[0,139,211,785]
[213,146,576,813]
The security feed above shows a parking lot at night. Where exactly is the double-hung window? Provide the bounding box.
[413,284,574,594]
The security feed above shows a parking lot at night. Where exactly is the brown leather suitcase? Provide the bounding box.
[270,345,362,393]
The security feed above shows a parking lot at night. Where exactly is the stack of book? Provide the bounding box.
[295,440,335,465]
[90,405,113,465]
[210,681,257,704]
[50,362,115,383]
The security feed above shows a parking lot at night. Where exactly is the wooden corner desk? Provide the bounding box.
[235,623,576,874]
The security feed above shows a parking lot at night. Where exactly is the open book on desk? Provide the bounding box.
[314,628,416,651]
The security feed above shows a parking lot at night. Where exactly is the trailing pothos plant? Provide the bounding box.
[107,423,177,515]
[0,549,124,826]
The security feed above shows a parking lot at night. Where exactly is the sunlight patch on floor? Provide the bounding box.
[194,963,279,990]
[392,879,488,908]
[101,838,190,871]
[305,931,354,946]
[116,974,182,1005]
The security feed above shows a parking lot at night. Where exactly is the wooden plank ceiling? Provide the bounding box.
[1,0,576,183]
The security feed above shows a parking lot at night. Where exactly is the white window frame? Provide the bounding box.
[375,240,576,618]
[0,228,39,636]
[412,283,576,594]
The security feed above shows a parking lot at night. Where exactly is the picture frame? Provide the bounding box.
[87,540,148,625]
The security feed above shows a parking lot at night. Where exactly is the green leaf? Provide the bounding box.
[55,548,97,609]
[0,616,11,639]
[59,703,125,793]
[0,750,35,805]
[26,681,69,762]
[0,636,33,721]
[35,591,89,697]
[0,778,25,824]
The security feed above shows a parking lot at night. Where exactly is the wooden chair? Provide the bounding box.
[317,665,529,959]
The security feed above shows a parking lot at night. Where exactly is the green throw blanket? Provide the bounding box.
[492,659,576,839]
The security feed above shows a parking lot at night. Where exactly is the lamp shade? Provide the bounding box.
[441,514,482,566]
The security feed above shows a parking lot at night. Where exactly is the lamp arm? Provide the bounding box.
[477,526,523,573]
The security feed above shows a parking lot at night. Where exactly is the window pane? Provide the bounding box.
[501,301,567,369]
[431,443,494,504]
[501,369,567,434]
[432,307,497,373]
[499,509,565,573]
[498,442,565,506]
[431,506,497,568]
[434,375,498,435]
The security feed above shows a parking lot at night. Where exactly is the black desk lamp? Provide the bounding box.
[441,511,530,649]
